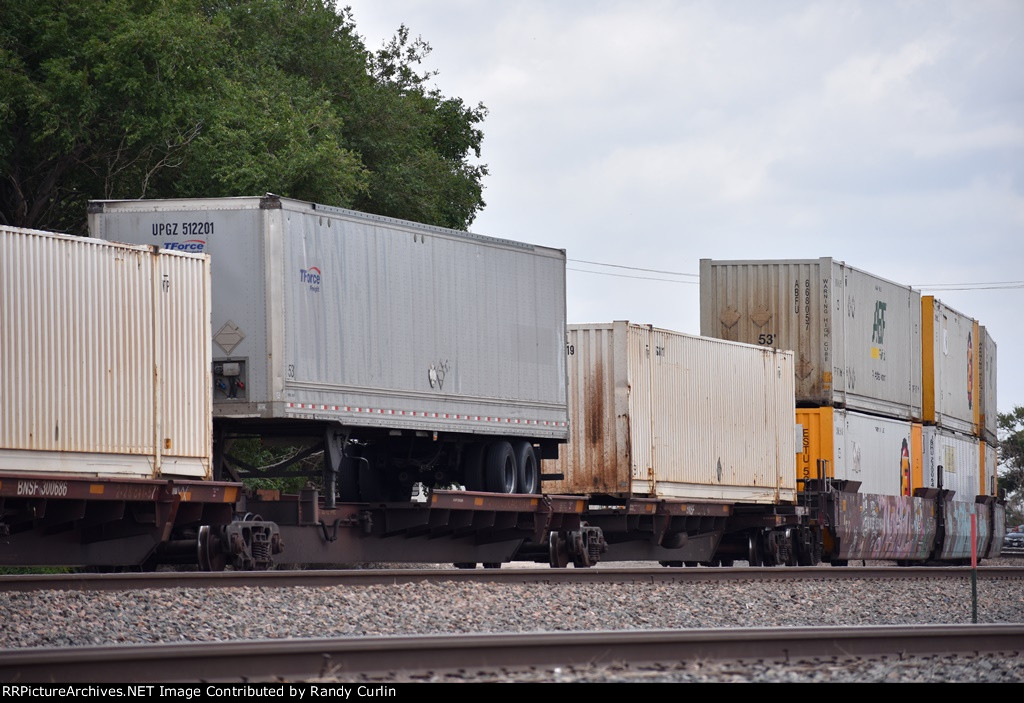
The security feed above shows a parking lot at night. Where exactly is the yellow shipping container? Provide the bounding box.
[796,407,923,498]
[921,296,981,437]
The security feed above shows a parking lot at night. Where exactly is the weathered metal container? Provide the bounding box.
[981,440,998,498]
[88,196,568,440]
[796,407,920,498]
[0,226,212,479]
[922,297,980,436]
[979,325,997,444]
[548,322,796,503]
[921,426,981,502]
[700,258,922,420]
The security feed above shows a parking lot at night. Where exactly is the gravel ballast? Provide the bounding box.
[2,567,1022,682]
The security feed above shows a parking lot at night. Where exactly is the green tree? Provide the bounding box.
[998,407,1024,525]
[0,0,487,234]
[0,0,230,232]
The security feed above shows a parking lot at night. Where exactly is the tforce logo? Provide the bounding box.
[164,239,206,252]
[300,266,321,292]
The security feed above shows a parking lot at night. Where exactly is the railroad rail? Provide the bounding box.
[1,566,1022,592]
[1,625,1021,683]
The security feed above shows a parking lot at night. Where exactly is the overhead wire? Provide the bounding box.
[565,256,1022,291]
[566,267,698,284]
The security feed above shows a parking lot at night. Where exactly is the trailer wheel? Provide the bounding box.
[484,441,517,493]
[513,441,539,494]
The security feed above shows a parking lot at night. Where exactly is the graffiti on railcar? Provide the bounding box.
[940,501,990,561]
[833,492,936,560]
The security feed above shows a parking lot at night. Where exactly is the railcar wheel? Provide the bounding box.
[483,562,502,569]
[747,533,764,567]
[549,532,570,568]
[795,527,821,566]
[512,441,539,494]
[781,528,798,566]
[454,562,477,569]
[197,525,226,572]
[484,441,517,493]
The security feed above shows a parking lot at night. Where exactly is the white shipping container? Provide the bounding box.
[921,426,981,502]
[922,297,980,437]
[549,322,796,503]
[796,407,917,499]
[0,226,211,479]
[700,258,922,421]
[979,325,997,444]
[981,440,998,498]
[89,196,568,440]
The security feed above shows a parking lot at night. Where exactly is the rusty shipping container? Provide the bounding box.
[0,226,212,479]
[700,258,922,421]
[921,297,980,437]
[548,322,796,503]
[796,407,921,499]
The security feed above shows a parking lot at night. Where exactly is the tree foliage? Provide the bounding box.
[0,0,487,234]
[998,408,1024,494]
[998,407,1024,526]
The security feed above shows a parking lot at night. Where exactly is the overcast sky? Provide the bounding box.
[345,0,1024,415]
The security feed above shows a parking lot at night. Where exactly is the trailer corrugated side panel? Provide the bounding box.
[921,297,980,436]
[0,226,210,478]
[979,326,997,444]
[796,408,917,498]
[277,202,567,433]
[921,426,980,502]
[551,322,796,503]
[89,196,569,439]
[700,258,922,420]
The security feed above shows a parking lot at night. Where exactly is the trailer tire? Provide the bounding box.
[513,441,539,494]
[484,441,517,493]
